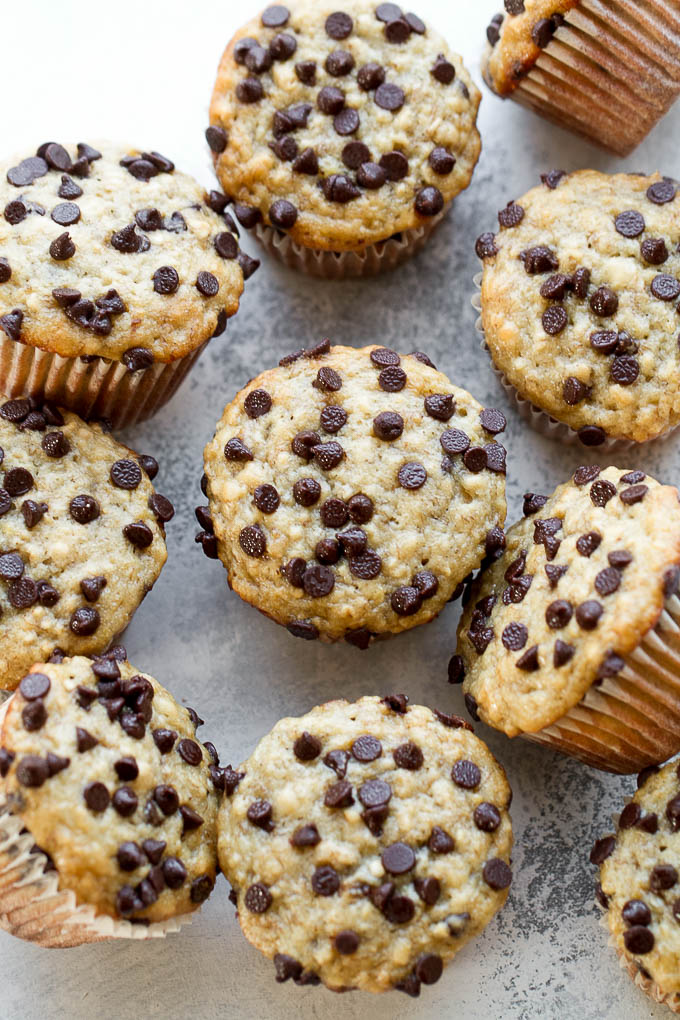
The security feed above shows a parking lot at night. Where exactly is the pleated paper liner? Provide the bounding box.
[0,700,193,947]
[471,272,680,451]
[595,904,680,1013]
[251,205,448,280]
[510,0,680,156]
[0,334,209,430]
[523,592,680,774]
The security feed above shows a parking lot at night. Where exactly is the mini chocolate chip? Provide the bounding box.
[239,524,267,558]
[415,186,444,217]
[123,521,154,549]
[294,731,322,761]
[483,858,512,890]
[348,493,373,523]
[521,245,559,274]
[122,347,154,372]
[375,82,405,112]
[393,741,423,770]
[292,147,319,174]
[326,49,355,76]
[236,78,264,103]
[379,150,409,180]
[224,437,253,462]
[545,599,573,629]
[84,781,110,812]
[325,11,353,38]
[334,930,359,955]
[245,388,272,418]
[542,305,568,335]
[475,232,498,259]
[620,484,648,505]
[647,179,677,204]
[382,842,415,875]
[651,273,680,301]
[475,803,502,831]
[452,759,480,788]
[293,478,321,507]
[501,622,528,650]
[22,700,47,731]
[641,237,669,264]
[575,600,603,629]
[352,735,382,761]
[463,447,487,472]
[110,459,142,490]
[412,570,438,599]
[196,271,219,297]
[624,926,655,954]
[429,147,456,174]
[614,210,645,237]
[321,173,360,203]
[253,484,280,515]
[49,231,76,260]
[373,410,404,440]
[312,865,340,896]
[432,54,455,84]
[51,202,80,227]
[590,479,617,506]
[516,645,540,671]
[498,202,524,228]
[590,286,619,316]
[350,550,382,579]
[290,823,320,848]
[563,377,589,405]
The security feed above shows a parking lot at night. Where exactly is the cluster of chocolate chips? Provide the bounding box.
[591,761,680,962]
[198,343,506,643]
[0,656,217,916]
[486,1,565,80]
[231,696,510,996]
[52,286,126,338]
[476,173,679,447]
[0,398,171,627]
[207,4,467,227]
[455,467,656,701]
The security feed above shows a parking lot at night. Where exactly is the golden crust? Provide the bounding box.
[0,656,219,922]
[0,142,244,362]
[209,0,481,252]
[479,169,680,443]
[218,697,513,993]
[459,466,680,736]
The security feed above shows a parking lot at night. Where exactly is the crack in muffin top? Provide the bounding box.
[0,142,248,362]
[208,1,481,251]
[200,342,507,644]
[477,170,680,444]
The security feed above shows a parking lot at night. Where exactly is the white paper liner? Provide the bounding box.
[0,333,209,430]
[521,592,680,773]
[0,698,193,947]
[510,0,680,156]
[472,271,680,451]
[251,206,449,279]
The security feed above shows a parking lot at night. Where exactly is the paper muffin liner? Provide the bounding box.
[0,699,193,947]
[596,909,680,1013]
[508,0,680,156]
[0,333,209,430]
[472,272,679,451]
[522,591,680,774]
[251,205,449,280]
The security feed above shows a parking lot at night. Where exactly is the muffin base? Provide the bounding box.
[523,592,680,773]
[472,273,679,450]
[509,0,680,156]
[0,334,209,429]
[0,700,193,946]
[619,950,680,1013]
[252,207,448,280]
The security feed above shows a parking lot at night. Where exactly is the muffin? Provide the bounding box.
[199,341,507,646]
[0,141,255,426]
[0,394,171,691]
[453,465,680,774]
[475,169,680,447]
[218,695,513,995]
[482,1,680,156]
[0,654,221,946]
[592,759,680,1012]
[207,0,481,278]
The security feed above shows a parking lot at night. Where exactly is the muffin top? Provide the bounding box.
[0,655,220,922]
[0,395,170,691]
[208,0,481,252]
[476,169,680,444]
[456,465,680,737]
[594,759,680,997]
[483,1,578,95]
[200,342,507,645]
[218,695,513,995]
[0,141,248,363]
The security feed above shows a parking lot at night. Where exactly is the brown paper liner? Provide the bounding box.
[0,700,192,947]
[251,205,449,279]
[619,950,680,1013]
[522,592,680,774]
[472,272,679,451]
[0,334,209,430]
[510,0,680,156]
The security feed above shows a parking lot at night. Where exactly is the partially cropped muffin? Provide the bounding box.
[0,654,221,945]
[0,394,171,691]
[218,695,513,994]
[454,465,680,773]
[199,341,507,646]
[207,1,481,277]
[592,759,680,1012]
[0,141,254,426]
[482,1,680,156]
[476,170,680,446]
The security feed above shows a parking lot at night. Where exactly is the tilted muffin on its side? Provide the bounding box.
[0,141,254,426]
[0,395,171,691]
[199,342,507,646]
[0,654,221,946]
[592,759,680,1013]
[207,1,481,277]
[218,695,513,995]
[476,170,680,446]
[454,465,680,773]
[482,1,680,156]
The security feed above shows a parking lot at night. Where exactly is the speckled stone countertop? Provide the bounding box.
[2,2,679,1017]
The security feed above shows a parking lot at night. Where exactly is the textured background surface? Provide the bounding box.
[2,1,679,1017]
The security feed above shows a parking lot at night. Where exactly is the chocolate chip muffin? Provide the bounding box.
[218,695,513,995]
[454,465,680,773]
[0,654,220,945]
[207,1,481,277]
[476,170,680,446]
[482,1,680,156]
[0,394,170,691]
[592,759,680,1012]
[199,342,507,646]
[0,141,254,426]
